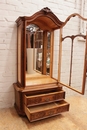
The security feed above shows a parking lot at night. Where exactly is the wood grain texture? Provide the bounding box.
[14,7,70,122]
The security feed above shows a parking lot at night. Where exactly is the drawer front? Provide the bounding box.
[24,91,65,106]
[24,100,69,122]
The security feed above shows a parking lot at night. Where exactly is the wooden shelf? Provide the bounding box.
[26,73,57,86]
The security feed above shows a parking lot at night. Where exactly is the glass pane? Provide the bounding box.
[52,30,59,80]
[26,24,43,74]
[61,38,71,85]
[71,37,85,92]
[46,32,51,75]
[59,15,86,94]
[34,30,43,73]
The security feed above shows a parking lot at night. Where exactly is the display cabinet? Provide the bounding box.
[13,7,87,122]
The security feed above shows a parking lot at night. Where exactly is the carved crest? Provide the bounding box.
[41,7,52,14]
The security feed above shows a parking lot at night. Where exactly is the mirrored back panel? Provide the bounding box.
[26,24,51,76]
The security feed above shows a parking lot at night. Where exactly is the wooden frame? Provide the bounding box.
[15,7,64,88]
[58,35,87,94]
[42,31,48,74]
[50,31,54,77]
[16,8,87,92]
[58,28,62,81]
[58,13,87,94]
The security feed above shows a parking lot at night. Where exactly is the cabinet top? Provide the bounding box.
[15,7,64,30]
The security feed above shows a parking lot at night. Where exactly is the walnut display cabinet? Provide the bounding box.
[14,7,87,122]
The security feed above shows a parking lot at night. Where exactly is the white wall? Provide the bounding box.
[0,0,87,108]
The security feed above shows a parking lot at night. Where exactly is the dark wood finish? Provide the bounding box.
[14,83,63,114]
[16,7,64,31]
[24,90,65,107]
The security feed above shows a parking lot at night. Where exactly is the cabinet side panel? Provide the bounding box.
[17,25,22,83]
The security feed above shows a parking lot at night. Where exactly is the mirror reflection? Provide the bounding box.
[46,32,51,74]
[26,24,51,75]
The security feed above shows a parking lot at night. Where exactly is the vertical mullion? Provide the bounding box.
[58,28,62,82]
[42,31,47,74]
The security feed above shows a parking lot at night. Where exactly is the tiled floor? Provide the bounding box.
[0,96,87,130]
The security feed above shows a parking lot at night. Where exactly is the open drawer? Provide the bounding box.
[24,100,69,122]
[24,90,65,107]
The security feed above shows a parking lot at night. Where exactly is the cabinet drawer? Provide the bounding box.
[24,100,69,122]
[24,91,65,107]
